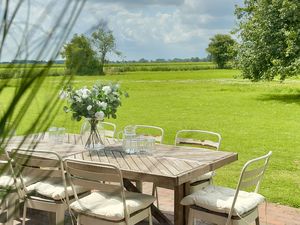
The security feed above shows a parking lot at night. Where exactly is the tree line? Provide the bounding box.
[62,0,299,81]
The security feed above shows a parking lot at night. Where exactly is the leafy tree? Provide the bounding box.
[235,0,300,81]
[61,34,99,75]
[91,22,121,74]
[206,34,237,69]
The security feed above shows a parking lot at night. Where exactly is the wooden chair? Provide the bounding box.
[0,160,19,225]
[64,159,155,225]
[11,149,87,225]
[181,151,272,225]
[135,125,164,144]
[175,129,222,192]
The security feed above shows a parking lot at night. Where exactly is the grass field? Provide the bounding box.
[1,69,300,207]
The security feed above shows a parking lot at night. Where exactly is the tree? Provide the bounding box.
[235,0,300,81]
[91,22,121,74]
[61,34,99,75]
[206,34,237,69]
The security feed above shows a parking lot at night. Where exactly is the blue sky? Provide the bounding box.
[1,0,243,62]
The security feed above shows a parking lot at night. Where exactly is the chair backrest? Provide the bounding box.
[101,122,117,138]
[0,160,10,176]
[175,130,222,150]
[0,159,16,188]
[10,149,67,197]
[0,159,16,211]
[228,151,272,221]
[64,159,129,221]
[135,125,164,143]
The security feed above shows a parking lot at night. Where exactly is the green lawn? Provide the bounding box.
[1,69,300,207]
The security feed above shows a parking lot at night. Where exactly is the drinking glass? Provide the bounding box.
[48,127,57,144]
[56,127,66,144]
[145,137,155,155]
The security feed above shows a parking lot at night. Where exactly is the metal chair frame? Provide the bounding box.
[64,158,153,225]
[11,149,69,225]
[175,129,222,150]
[187,151,272,225]
[134,125,164,144]
[0,160,19,225]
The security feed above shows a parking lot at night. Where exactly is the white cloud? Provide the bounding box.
[78,0,242,60]
[1,0,243,61]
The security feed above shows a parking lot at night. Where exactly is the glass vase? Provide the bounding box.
[81,118,105,150]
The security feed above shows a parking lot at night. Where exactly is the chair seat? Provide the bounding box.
[191,171,214,183]
[181,185,265,216]
[0,175,15,188]
[27,178,87,200]
[70,191,155,221]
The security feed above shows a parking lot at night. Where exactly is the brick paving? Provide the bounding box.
[6,182,300,225]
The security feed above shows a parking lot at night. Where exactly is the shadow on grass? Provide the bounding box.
[258,93,300,104]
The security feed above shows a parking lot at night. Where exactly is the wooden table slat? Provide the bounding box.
[146,156,174,176]
[96,150,109,163]
[112,151,130,170]
[129,155,152,173]
[158,158,181,175]
[120,152,141,171]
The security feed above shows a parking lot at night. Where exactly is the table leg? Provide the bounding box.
[184,183,190,225]
[174,184,185,225]
[135,180,143,192]
[123,179,173,225]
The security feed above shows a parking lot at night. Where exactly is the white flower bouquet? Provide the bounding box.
[60,82,127,150]
[61,82,127,121]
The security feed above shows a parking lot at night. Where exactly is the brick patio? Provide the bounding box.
[7,182,300,225]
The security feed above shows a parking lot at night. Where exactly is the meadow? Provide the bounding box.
[1,66,300,208]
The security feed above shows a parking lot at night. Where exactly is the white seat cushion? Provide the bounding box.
[191,171,214,183]
[0,175,15,188]
[70,191,155,221]
[181,185,265,216]
[27,178,87,200]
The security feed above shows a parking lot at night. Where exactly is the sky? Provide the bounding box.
[1,0,243,62]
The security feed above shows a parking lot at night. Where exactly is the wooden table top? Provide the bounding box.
[4,134,238,188]
[69,144,237,188]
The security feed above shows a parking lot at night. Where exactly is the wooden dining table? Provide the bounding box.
[5,134,238,225]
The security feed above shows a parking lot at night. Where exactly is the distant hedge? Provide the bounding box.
[0,62,218,78]
[0,67,65,79]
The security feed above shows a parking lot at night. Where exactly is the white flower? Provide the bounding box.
[75,89,82,96]
[102,86,112,95]
[97,101,107,110]
[95,111,105,120]
[81,88,90,99]
[87,105,92,111]
[74,96,82,102]
[59,90,67,99]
